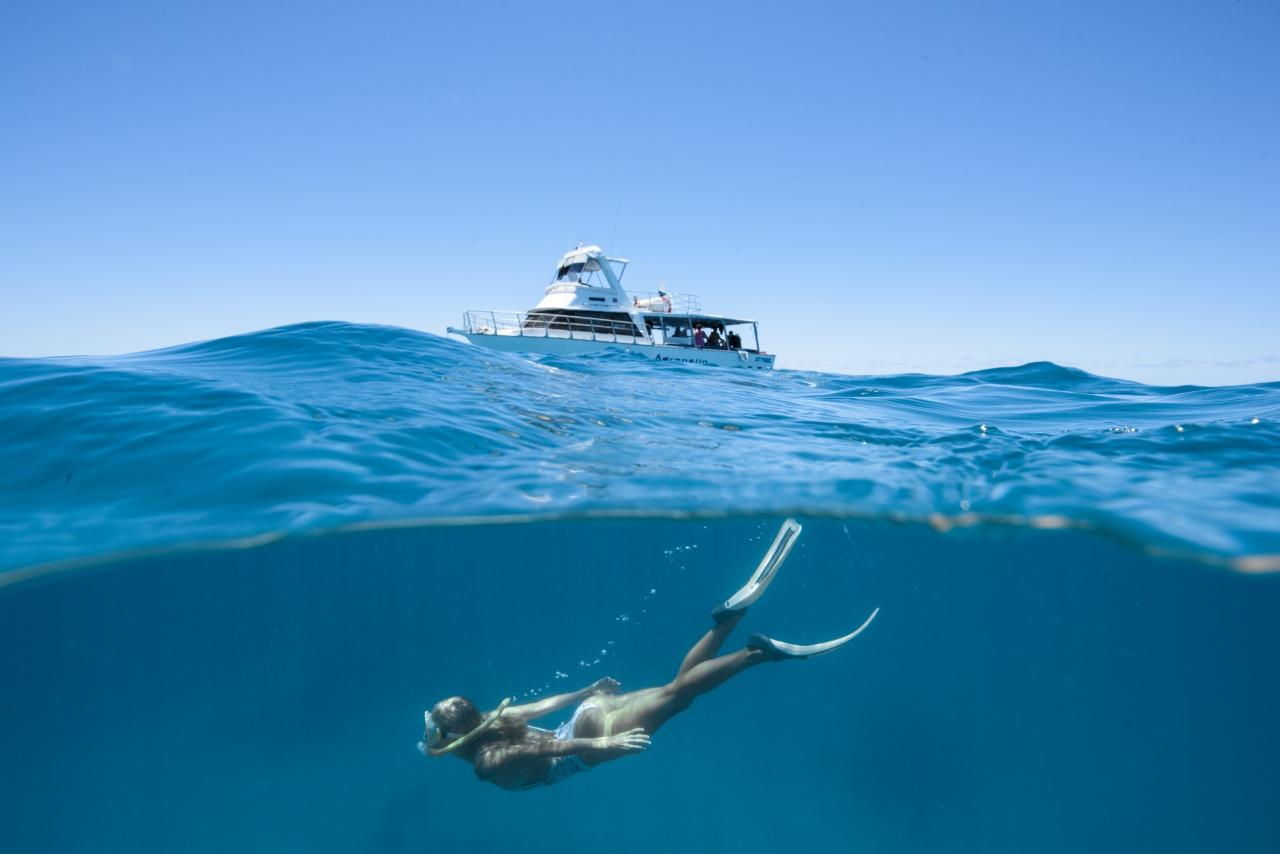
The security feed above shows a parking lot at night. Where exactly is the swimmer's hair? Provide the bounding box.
[431,696,526,753]
[432,696,483,734]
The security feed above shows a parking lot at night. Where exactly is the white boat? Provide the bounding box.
[446,245,776,369]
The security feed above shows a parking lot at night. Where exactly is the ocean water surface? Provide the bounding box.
[2,322,1279,853]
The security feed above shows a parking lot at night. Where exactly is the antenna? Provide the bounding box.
[608,202,621,254]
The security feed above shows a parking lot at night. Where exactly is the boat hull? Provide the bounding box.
[449,330,776,369]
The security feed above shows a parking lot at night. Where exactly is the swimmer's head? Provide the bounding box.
[431,697,482,739]
[420,696,516,757]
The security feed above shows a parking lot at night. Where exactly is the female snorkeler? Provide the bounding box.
[419,519,879,791]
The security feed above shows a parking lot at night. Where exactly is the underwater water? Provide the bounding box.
[2,323,1279,853]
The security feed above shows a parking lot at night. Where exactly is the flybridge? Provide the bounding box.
[446,245,776,370]
[535,245,631,312]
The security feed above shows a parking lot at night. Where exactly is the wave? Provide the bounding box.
[2,322,1278,577]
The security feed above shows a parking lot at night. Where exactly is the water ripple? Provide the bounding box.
[2,321,1278,576]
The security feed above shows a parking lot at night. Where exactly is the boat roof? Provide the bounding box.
[556,244,629,267]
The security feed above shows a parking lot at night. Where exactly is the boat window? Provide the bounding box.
[554,256,607,287]
[579,257,603,287]
[555,261,587,282]
[522,310,641,337]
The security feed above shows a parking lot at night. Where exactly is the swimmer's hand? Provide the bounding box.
[588,677,621,696]
[602,728,650,753]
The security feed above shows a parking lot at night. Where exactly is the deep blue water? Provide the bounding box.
[2,323,1279,853]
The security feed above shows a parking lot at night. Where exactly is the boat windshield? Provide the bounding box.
[553,256,605,287]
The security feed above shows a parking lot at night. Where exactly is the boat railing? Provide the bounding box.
[460,310,649,344]
[627,291,702,314]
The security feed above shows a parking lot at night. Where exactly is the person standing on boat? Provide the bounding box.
[693,324,707,348]
[418,520,879,791]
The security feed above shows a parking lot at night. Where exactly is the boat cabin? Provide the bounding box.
[522,245,643,336]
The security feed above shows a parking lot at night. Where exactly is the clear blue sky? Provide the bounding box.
[2,1,1276,384]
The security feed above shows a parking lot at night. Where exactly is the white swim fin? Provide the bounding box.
[747,607,880,659]
[711,518,803,623]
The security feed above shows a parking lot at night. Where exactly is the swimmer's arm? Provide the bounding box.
[504,677,620,721]
[503,688,590,722]
[532,730,650,759]
[474,730,651,777]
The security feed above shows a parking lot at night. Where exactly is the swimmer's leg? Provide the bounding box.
[581,645,771,755]
[676,518,801,679]
[676,612,744,679]
[583,611,881,753]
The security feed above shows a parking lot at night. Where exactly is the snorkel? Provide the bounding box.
[419,697,513,757]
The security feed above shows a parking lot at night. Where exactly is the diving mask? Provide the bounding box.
[420,710,444,754]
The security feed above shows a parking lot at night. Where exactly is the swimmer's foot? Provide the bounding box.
[746,608,881,660]
[712,518,803,624]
